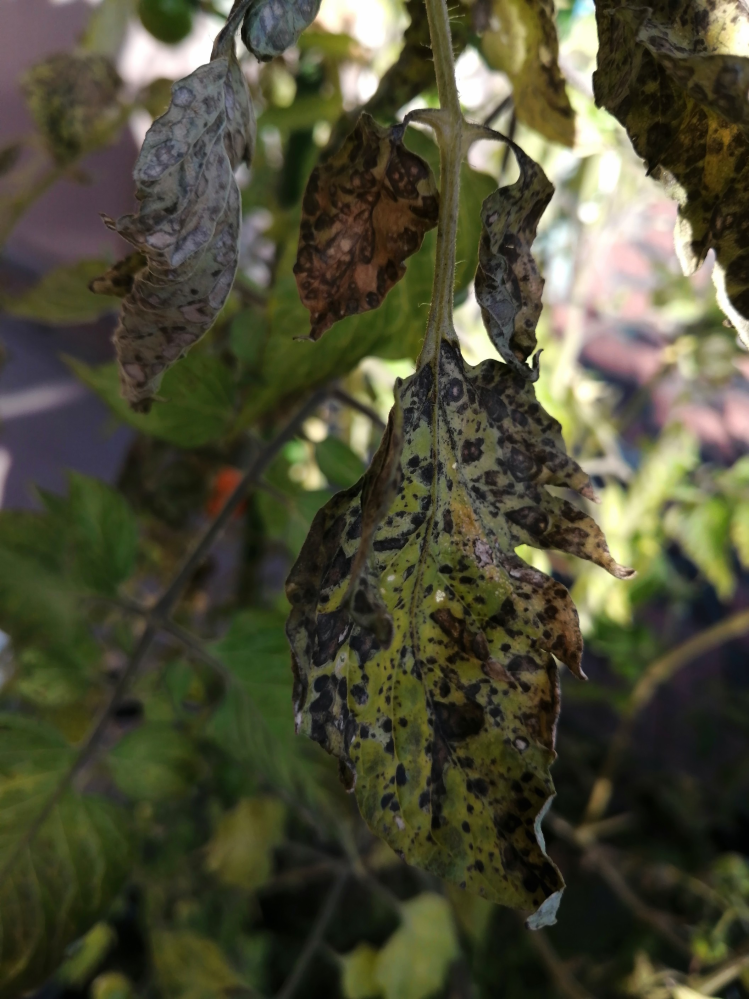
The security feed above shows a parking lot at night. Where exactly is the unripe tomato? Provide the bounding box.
[138,0,194,44]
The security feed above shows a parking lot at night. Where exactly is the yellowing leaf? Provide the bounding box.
[287,339,631,921]
[593,0,749,345]
[241,0,322,61]
[2,260,121,325]
[731,504,749,568]
[152,930,244,999]
[374,893,458,999]
[22,52,124,164]
[475,143,553,377]
[0,717,132,996]
[481,0,574,147]
[106,45,255,410]
[340,942,380,999]
[204,797,286,891]
[294,113,439,339]
[91,972,134,999]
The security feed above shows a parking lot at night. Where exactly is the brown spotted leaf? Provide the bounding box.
[89,253,147,299]
[593,0,749,345]
[480,0,575,147]
[104,46,255,410]
[287,339,631,923]
[475,142,553,378]
[293,113,439,339]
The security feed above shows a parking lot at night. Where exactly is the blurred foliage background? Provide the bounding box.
[0,0,748,997]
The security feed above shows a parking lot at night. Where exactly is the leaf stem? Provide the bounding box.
[417,0,465,366]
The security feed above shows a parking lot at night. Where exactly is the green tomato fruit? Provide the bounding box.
[138,0,194,44]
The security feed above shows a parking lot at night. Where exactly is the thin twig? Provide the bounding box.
[482,94,513,128]
[583,607,749,823]
[275,868,348,999]
[692,950,749,996]
[549,815,691,958]
[331,386,386,432]
[523,921,597,999]
[0,390,329,893]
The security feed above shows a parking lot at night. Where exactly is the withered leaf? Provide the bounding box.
[294,114,439,340]
[241,0,322,61]
[89,253,147,299]
[480,0,575,147]
[287,338,631,922]
[593,0,749,345]
[105,48,255,410]
[475,141,553,379]
[22,53,124,165]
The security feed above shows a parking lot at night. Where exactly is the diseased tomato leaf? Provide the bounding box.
[89,253,146,299]
[22,53,124,165]
[103,45,255,411]
[480,0,575,147]
[287,340,632,922]
[241,0,322,61]
[593,0,749,345]
[294,113,440,340]
[475,141,553,379]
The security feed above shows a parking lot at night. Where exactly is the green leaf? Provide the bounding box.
[731,504,749,569]
[374,893,459,999]
[107,724,198,801]
[42,472,138,595]
[340,943,380,999]
[0,473,135,664]
[152,930,244,999]
[0,716,131,997]
[593,0,749,345]
[68,352,237,448]
[1,260,120,325]
[230,308,268,368]
[91,972,134,999]
[481,0,575,146]
[256,486,330,559]
[57,922,117,988]
[666,497,735,600]
[316,437,367,489]
[204,796,286,890]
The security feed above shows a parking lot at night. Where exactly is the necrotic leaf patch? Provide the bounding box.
[294,113,440,340]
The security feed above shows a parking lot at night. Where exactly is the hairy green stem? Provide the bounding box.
[417,0,465,366]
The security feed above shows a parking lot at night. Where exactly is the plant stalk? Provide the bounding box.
[418,0,464,366]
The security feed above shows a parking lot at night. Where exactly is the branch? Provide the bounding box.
[583,607,749,823]
[331,386,386,432]
[522,921,597,999]
[0,389,329,893]
[415,0,465,365]
[275,868,348,999]
[548,815,691,958]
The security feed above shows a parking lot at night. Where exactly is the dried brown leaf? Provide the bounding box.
[475,142,553,378]
[594,0,749,345]
[106,49,255,410]
[89,253,147,299]
[293,113,439,340]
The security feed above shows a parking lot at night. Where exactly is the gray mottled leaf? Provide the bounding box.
[106,48,255,411]
[241,0,322,61]
[474,143,553,379]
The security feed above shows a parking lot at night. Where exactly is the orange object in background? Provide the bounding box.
[206,467,247,519]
